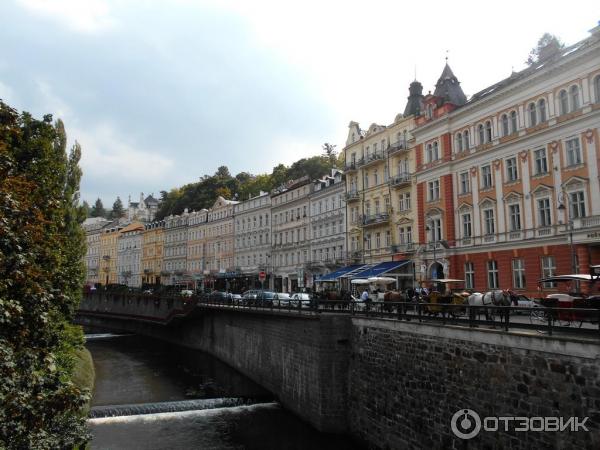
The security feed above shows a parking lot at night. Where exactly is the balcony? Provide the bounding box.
[391,243,414,253]
[306,260,324,269]
[387,140,408,155]
[362,213,390,227]
[389,173,412,188]
[361,152,385,168]
[345,190,360,201]
[345,158,363,171]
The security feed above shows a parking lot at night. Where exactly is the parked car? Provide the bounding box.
[242,290,260,305]
[254,291,277,306]
[180,289,194,297]
[273,292,292,306]
[290,292,312,308]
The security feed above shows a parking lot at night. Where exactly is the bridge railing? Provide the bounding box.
[78,293,600,338]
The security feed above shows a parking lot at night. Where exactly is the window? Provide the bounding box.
[365,233,371,250]
[485,121,492,142]
[429,218,442,242]
[385,230,391,247]
[364,171,369,189]
[542,256,556,288]
[509,204,521,231]
[510,111,518,133]
[428,180,440,201]
[569,191,586,219]
[375,199,380,215]
[478,124,485,145]
[528,102,537,127]
[538,198,551,227]
[376,232,381,248]
[501,114,509,136]
[506,157,518,182]
[456,133,463,152]
[483,208,495,235]
[426,144,433,162]
[570,85,580,110]
[481,165,492,189]
[398,192,411,211]
[595,75,600,103]
[433,141,439,160]
[534,148,548,175]
[559,90,568,115]
[374,170,379,186]
[487,260,499,289]
[459,172,470,194]
[565,137,582,166]
[512,259,526,289]
[538,99,546,122]
[463,130,470,150]
[365,201,370,218]
[384,195,390,212]
[462,213,472,237]
[465,262,474,289]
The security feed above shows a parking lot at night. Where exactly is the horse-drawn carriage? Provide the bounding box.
[534,269,600,327]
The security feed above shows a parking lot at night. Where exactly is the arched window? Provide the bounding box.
[433,141,439,160]
[426,143,433,162]
[528,102,537,127]
[463,130,469,150]
[538,98,546,122]
[478,124,485,145]
[559,89,568,115]
[456,133,463,152]
[485,121,492,142]
[510,111,517,133]
[501,114,509,136]
[595,75,600,103]
[570,85,580,110]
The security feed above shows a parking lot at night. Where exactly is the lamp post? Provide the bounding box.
[425,222,437,279]
[557,200,576,275]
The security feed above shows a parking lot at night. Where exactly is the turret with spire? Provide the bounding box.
[433,62,467,106]
[403,80,424,117]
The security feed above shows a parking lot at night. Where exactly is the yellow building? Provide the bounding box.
[344,81,423,265]
[99,222,123,285]
[141,220,165,286]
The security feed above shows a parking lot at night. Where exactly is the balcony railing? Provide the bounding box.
[362,213,390,226]
[345,190,360,201]
[389,173,412,188]
[387,140,408,155]
[361,152,384,167]
[391,243,414,253]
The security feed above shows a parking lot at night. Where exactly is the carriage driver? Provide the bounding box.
[360,288,370,302]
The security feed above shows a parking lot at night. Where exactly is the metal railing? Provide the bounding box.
[78,293,600,339]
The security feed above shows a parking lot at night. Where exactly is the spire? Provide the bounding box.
[433,63,467,106]
[403,80,424,117]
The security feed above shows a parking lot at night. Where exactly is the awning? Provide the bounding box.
[316,264,366,282]
[350,260,410,279]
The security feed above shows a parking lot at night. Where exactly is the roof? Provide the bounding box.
[120,222,145,233]
[144,195,159,205]
[350,260,411,279]
[433,63,467,106]
[316,264,366,282]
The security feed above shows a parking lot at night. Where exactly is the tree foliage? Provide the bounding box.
[111,196,125,219]
[90,197,105,218]
[155,149,342,220]
[0,101,89,449]
[526,33,565,65]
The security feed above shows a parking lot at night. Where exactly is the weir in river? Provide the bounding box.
[86,333,363,449]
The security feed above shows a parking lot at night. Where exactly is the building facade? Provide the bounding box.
[307,170,347,284]
[142,220,165,286]
[271,177,312,292]
[234,192,271,290]
[204,197,238,289]
[413,25,600,296]
[186,209,208,290]
[163,211,189,286]
[343,81,421,269]
[117,222,144,287]
[83,217,111,286]
[99,222,122,285]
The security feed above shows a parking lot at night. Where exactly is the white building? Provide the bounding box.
[127,192,160,222]
[234,192,271,289]
[270,177,312,292]
[163,210,189,286]
[116,222,144,287]
[308,169,347,285]
[83,217,111,286]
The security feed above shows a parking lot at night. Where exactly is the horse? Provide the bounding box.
[467,290,511,320]
[383,290,404,313]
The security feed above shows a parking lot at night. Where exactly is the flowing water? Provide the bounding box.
[86,334,362,450]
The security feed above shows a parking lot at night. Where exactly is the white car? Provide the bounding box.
[290,293,311,307]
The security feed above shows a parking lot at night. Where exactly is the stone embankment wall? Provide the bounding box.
[348,318,600,449]
[78,296,600,448]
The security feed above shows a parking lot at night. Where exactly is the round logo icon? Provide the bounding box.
[451,409,481,439]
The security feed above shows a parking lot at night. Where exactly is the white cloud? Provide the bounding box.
[17,0,115,33]
[76,123,175,183]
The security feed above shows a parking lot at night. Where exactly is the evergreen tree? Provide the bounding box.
[526,33,564,65]
[111,196,125,219]
[81,200,91,218]
[90,197,105,217]
[0,101,89,448]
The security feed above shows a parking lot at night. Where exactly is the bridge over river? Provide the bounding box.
[77,293,600,449]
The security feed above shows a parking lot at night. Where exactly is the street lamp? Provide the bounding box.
[557,199,576,275]
[425,222,437,278]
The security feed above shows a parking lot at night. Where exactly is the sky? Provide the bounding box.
[0,0,597,206]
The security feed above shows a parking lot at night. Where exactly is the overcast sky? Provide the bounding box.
[0,0,596,206]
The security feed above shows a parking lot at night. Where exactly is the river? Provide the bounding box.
[86,334,363,450]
